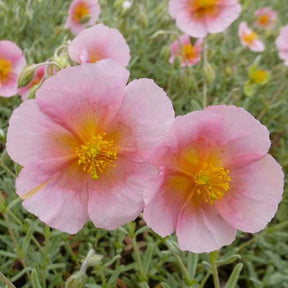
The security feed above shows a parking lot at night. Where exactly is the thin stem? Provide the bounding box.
[209,251,220,288]
[199,271,211,288]
[131,237,145,278]
[0,272,16,288]
[202,39,208,108]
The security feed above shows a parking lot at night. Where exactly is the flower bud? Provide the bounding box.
[204,62,216,85]
[18,66,36,88]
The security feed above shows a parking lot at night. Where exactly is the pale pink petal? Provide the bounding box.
[276,25,288,65]
[205,3,241,34]
[36,60,129,140]
[6,100,78,168]
[17,164,90,234]
[68,24,130,66]
[176,204,237,253]
[206,105,270,167]
[0,73,18,97]
[143,173,190,237]
[168,0,187,19]
[118,78,174,160]
[217,154,284,233]
[88,160,158,230]
[250,40,265,52]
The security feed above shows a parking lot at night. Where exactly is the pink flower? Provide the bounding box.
[276,25,288,66]
[169,35,203,66]
[255,7,277,29]
[18,66,46,100]
[143,105,283,253]
[168,0,241,38]
[0,40,26,97]
[65,0,100,35]
[68,24,130,66]
[238,22,265,52]
[7,60,174,233]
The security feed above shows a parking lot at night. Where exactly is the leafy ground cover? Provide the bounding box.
[0,0,288,287]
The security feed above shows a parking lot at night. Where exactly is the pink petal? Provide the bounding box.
[88,159,158,230]
[17,164,90,233]
[6,100,77,168]
[36,60,129,140]
[68,24,130,67]
[217,154,284,233]
[206,105,270,167]
[0,72,18,97]
[176,204,236,253]
[118,78,174,160]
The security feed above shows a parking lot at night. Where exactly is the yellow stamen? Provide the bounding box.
[193,0,217,9]
[0,58,12,83]
[72,2,90,23]
[258,14,270,26]
[243,31,257,44]
[193,163,231,205]
[250,69,269,84]
[75,133,118,180]
[182,44,197,61]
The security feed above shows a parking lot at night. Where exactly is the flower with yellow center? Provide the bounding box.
[258,14,270,26]
[191,0,219,18]
[0,58,12,84]
[243,31,257,44]
[182,44,197,61]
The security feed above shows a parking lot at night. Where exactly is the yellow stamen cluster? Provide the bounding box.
[193,0,218,9]
[193,163,231,205]
[258,14,270,26]
[250,69,269,84]
[182,44,197,61]
[75,133,118,180]
[72,2,90,23]
[0,58,12,83]
[243,31,257,44]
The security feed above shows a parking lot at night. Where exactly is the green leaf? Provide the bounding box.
[224,263,243,288]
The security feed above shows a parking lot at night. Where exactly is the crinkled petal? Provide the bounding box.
[6,100,78,168]
[176,204,237,253]
[206,105,270,167]
[217,154,284,233]
[16,164,90,234]
[88,159,158,230]
[36,60,129,141]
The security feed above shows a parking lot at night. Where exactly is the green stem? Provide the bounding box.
[131,237,145,281]
[209,251,220,288]
[0,272,16,288]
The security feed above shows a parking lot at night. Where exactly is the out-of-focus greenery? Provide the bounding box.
[0,0,288,287]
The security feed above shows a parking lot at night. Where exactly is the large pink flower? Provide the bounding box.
[65,0,100,35]
[143,105,283,253]
[7,60,174,233]
[0,40,26,97]
[276,24,288,66]
[255,7,277,29]
[68,24,130,66]
[170,35,203,66]
[238,22,265,52]
[168,0,241,38]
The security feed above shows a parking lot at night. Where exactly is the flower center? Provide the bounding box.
[191,0,219,19]
[250,69,269,84]
[0,58,12,83]
[75,133,118,180]
[193,0,217,9]
[258,14,270,25]
[193,163,231,205]
[243,31,257,44]
[72,2,90,23]
[181,44,197,60]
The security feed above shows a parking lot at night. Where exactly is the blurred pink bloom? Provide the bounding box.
[0,40,26,97]
[168,0,241,38]
[68,24,130,66]
[18,66,46,100]
[7,60,174,233]
[276,24,288,66]
[239,22,265,52]
[255,7,277,29]
[169,35,203,66]
[65,0,100,35]
[143,105,283,253]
